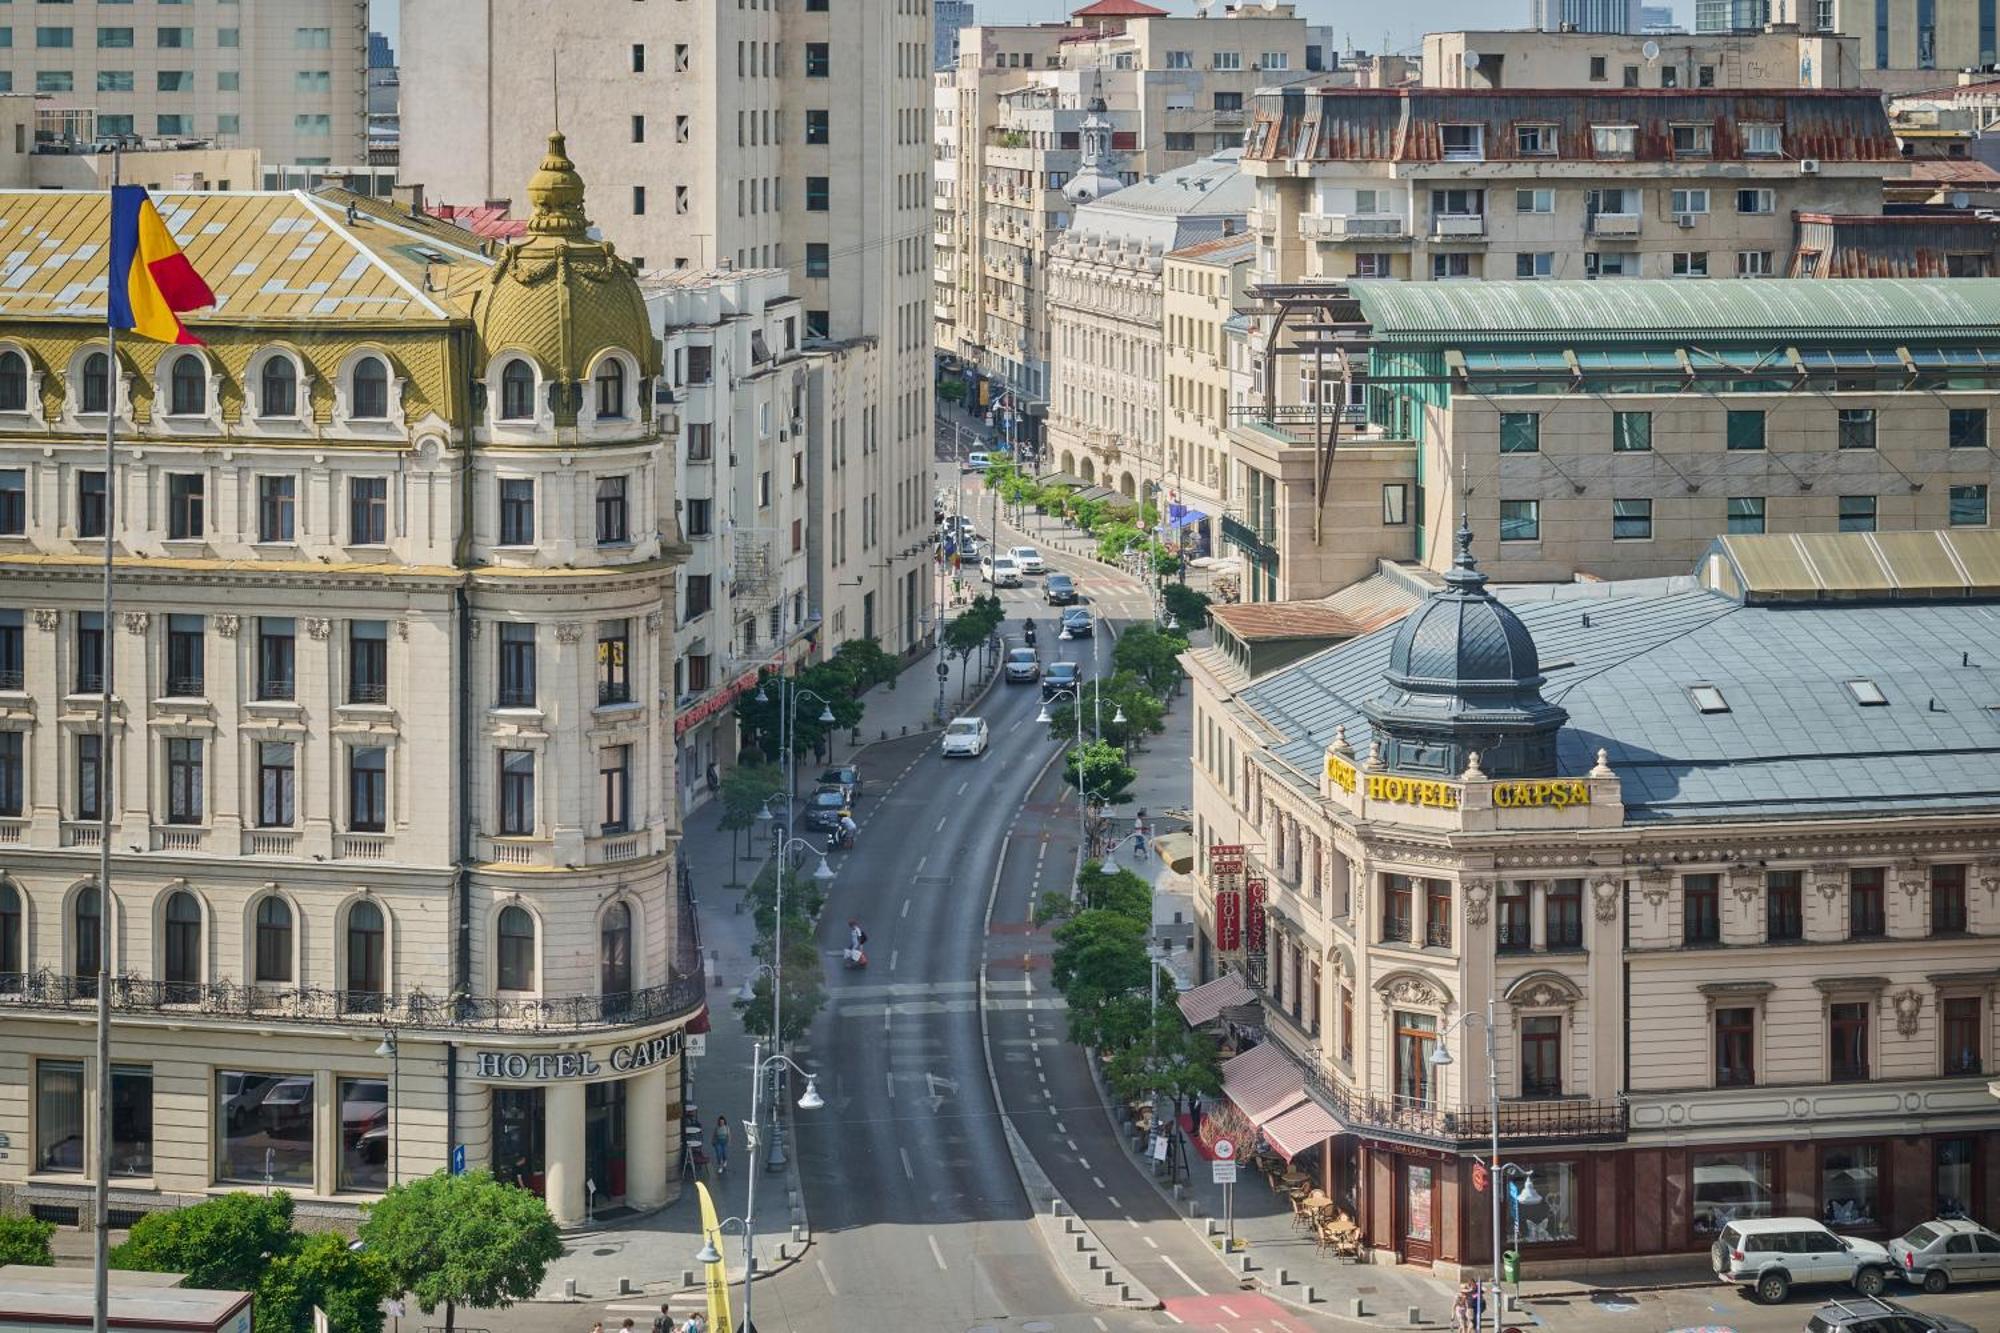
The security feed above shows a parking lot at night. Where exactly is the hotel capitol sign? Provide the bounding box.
[1325,752,1588,811]
[471,1032,685,1083]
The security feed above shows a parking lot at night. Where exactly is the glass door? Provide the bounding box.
[1402,1161,1435,1265]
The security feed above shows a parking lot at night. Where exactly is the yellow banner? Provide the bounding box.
[1325,752,1357,794]
[697,1181,734,1333]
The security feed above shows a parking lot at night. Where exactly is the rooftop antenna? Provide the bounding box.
[551,49,561,131]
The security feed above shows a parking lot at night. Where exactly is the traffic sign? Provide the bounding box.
[450,1144,466,1175]
[1212,1160,1238,1185]
[936,662,950,678]
[1212,1137,1235,1161]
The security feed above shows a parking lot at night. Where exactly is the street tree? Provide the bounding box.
[1094,520,1144,565]
[829,638,899,694]
[1063,738,1137,806]
[1074,860,1154,919]
[719,764,785,870]
[112,1191,298,1293]
[1111,624,1190,696]
[736,860,830,1044]
[1161,583,1212,630]
[0,1215,53,1266]
[256,1231,391,1333]
[357,1170,562,1333]
[1050,908,1151,1047]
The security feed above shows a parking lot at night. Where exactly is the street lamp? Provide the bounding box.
[1429,994,1511,1333]
[373,1032,400,1188]
[1037,688,1094,864]
[694,1043,823,1333]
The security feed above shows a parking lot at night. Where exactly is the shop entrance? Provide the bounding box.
[1401,1160,1435,1265]
[494,1087,546,1198]
[585,1079,628,1205]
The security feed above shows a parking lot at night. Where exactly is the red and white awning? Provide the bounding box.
[1177,972,1253,1027]
[1220,1041,1308,1125]
[1262,1098,1342,1162]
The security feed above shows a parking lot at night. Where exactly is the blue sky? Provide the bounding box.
[370,0,1690,60]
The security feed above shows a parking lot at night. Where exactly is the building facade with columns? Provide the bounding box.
[0,138,704,1230]
[1183,527,2000,1272]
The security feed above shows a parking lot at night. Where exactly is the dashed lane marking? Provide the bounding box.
[1091,1175,1104,1188]
[927,1233,949,1271]
[886,1071,895,1100]
[1160,1258,1208,1297]
[934,815,948,833]
[1076,1156,1089,1170]
[1124,1216,1139,1229]
[956,780,969,795]
[1064,1137,1077,1150]
[1217,1304,1240,1320]
[816,1259,838,1297]
[889,949,899,971]
[900,1146,915,1179]
[1105,1194,1118,1207]
[1143,1236,1158,1250]
[901,898,911,919]
[915,855,927,872]
[1092,1320,1108,1332]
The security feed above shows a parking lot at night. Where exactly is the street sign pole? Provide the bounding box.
[1226,1180,1234,1252]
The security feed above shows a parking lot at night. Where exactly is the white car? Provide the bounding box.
[966,451,992,471]
[941,716,989,757]
[982,555,1022,587]
[1009,546,1046,574]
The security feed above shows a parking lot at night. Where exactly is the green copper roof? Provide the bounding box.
[1350,278,2000,345]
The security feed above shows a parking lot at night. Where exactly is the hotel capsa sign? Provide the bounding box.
[472,1033,685,1082]
[1323,750,1589,811]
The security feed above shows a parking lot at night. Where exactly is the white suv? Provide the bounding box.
[1009,546,1046,574]
[1713,1217,1892,1304]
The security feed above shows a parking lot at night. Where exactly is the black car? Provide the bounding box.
[818,765,864,802]
[1042,661,1083,701]
[1060,606,1094,638]
[1044,572,1079,605]
[804,787,847,831]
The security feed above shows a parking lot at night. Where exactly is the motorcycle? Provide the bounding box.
[1024,619,1038,647]
[843,920,869,968]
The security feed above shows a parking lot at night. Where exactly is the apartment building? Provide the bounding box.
[0,0,366,165]
[1529,0,1643,35]
[1216,278,2000,600]
[0,142,705,1230]
[936,70,964,356]
[1239,86,1895,286]
[1792,0,1999,76]
[940,1,1309,429]
[1045,151,1250,514]
[1695,0,1769,30]
[937,0,976,70]
[1422,28,1865,90]
[1184,526,2000,1271]
[1160,232,1255,565]
[400,0,935,662]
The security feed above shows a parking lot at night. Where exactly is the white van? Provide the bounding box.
[966,451,992,471]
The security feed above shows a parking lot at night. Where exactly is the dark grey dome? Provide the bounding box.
[1389,584,1541,689]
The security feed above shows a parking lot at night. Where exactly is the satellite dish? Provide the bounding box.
[1642,39,1661,61]
[1463,49,1482,70]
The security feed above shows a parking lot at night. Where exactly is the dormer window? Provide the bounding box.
[351,356,389,420]
[81,353,109,414]
[0,351,26,412]
[1441,124,1484,162]
[595,359,626,419]
[1670,124,1713,157]
[500,361,536,421]
[168,354,206,416]
[258,356,296,418]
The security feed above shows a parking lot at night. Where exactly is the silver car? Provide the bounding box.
[1892,1218,2000,1292]
[1004,647,1040,682]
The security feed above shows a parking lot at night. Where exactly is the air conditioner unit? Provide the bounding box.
[1675,213,1697,228]
[1800,158,1822,174]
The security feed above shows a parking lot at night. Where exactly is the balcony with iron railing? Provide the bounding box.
[1287,1045,1629,1148]
[1299,212,1408,242]
[1587,211,1641,237]
[1431,212,1487,240]
[0,668,22,691]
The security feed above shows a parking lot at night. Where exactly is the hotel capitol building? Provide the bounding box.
[0,136,704,1228]
[1185,526,2000,1272]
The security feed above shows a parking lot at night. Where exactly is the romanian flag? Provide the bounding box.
[108,185,215,345]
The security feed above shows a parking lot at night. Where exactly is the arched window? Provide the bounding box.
[254,896,292,984]
[499,360,536,421]
[351,356,389,420]
[345,900,385,1006]
[82,353,110,415]
[600,901,632,1007]
[496,905,535,991]
[163,890,201,998]
[259,357,297,418]
[0,881,22,991]
[73,885,101,985]
[594,359,626,419]
[0,351,27,412]
[169,355,206,417]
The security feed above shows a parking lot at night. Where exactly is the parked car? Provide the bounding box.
[1060,606,1094,638]
[804,786,847,831]
[1713,1217,1893,1304]
[1005,647,1041,682]
[1009,546,1046,574]
[1044,572,1079,605]
[1891,1218,2000,1292]
[941,716,989,757]
[1042,660,1082,701]
[966,451,992,471]
[982,555,1022,587]
[817,765,864,803]
[1805,1295,1980,1333]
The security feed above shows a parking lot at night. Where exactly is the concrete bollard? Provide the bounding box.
[617,1277,634,1296]
[681,1270,695,1289]
[1235,1255,1254,1274]
[1350,1298,1366,1318]
[777,1243,790,1262]
[1274,1268,1288,1285]
[1205,1218,1220,1236]
[1065,1216,1082,1234]
[1171,1183,1184,1200]
[1074,1235,1092,1253]
[1407,1307,1422,1326]
[1189,1200,1203,1217]
[792,1225,804,1243]
[562,1279,578,1300]
[1052,1199,1069,1217]
[1088,1255,1104,1271]
[1301,1285,1317,1304]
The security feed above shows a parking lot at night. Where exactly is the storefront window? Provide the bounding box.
[216,1071,314,1186]
[36,1060,85,1173]
[1692,1149,1774,1234]
[339,1077,389,1192]
[1936,1137,1974,1220]
[1514,1161,1577,1244]
[494,1087,546,1196]
[1394,1010,1437,1107]
[1821,1144,1880,1228]
[110,1065,153,1177]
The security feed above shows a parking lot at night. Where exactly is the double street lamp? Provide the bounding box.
[1037,685,1125,864]
[744,827,832,1168]
[696,1042,823,1333]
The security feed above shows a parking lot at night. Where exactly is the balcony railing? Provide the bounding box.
[1293,1051,1628,1147]
[348,682,389,705]
[0,668,22,691]
[1497,922,1532,952]
[1299,213,1407,241]
[1432,213,1487,239]
[1587,211,1641,237]
[165,677,206,699]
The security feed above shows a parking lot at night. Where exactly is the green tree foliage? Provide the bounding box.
[112,1191,297,1293]
[829,638,899,693]
[1111,624,1190,695]
[1105,1007,1224,1112]
[256,1232,391,1333]
[1094,520,1144,565]
[1063,738,1137,806]
[1161,583,1212,631]
[1050,909,1152,1047]
[0,1214,54,1267]
[736,861,829,1043]
[358,1171,562,1333]
[735,663,867,762]
[719,763,785,865]
[1041,673,1163,751]
[1075,860,1155,919]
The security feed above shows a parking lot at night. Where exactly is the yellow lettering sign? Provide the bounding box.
[1325,753,1357,794]
[1364,774,1461,810]
[1492,779,1590,810]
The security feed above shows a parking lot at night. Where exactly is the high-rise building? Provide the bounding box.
[0,0,368,165]
[1530,0,1644,33]
[1640,4,1680,31]
[936,0,976,71]
[1695,0,1768,31]
[400,0,936,664]
[1799,0,2000,76]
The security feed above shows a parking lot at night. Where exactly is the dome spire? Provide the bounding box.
[526,131,590,239]
[1442,508,1487,595]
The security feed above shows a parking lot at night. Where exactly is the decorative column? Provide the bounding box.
[624,1064,670,1211]
[544,1080,587,1226]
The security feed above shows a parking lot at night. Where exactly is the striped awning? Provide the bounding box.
[1262,1098,1341,1162]
[1177,971,1253,1027]
[1221,1041,1308,1125]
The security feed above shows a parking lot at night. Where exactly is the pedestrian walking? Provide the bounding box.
[589,1323,603,1333]
[679,1317,704,1333]
[651,1304,675,1333]
[620,1318,637,1333]
[712,1114,730,1175]
[1452,1280,1475,1333]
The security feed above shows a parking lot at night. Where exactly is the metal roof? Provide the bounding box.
[1350,277,2000,344]
[1238,570,2000,823]
[0,188,484,327]
[1703,530,2000,602]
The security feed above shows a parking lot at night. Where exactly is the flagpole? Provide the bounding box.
[92,148,118,1333]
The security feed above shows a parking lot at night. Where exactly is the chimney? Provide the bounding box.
[484,197,513,213]
[393,181,426,217]
[1223,218,1237,235]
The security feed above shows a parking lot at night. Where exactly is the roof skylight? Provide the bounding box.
[1688,684,1730,714]
[1845,679,1888,706]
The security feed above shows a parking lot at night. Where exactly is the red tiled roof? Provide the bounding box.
[427,202,529,240]
[1211,602,1371,642]
[1071,0,1168,15]
[1897,159,2000,185]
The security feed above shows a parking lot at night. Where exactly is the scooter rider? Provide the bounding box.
[1023,616,1038,646]
[837,808,858,849]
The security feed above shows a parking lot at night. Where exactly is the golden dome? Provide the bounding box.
[470,132,660,405]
